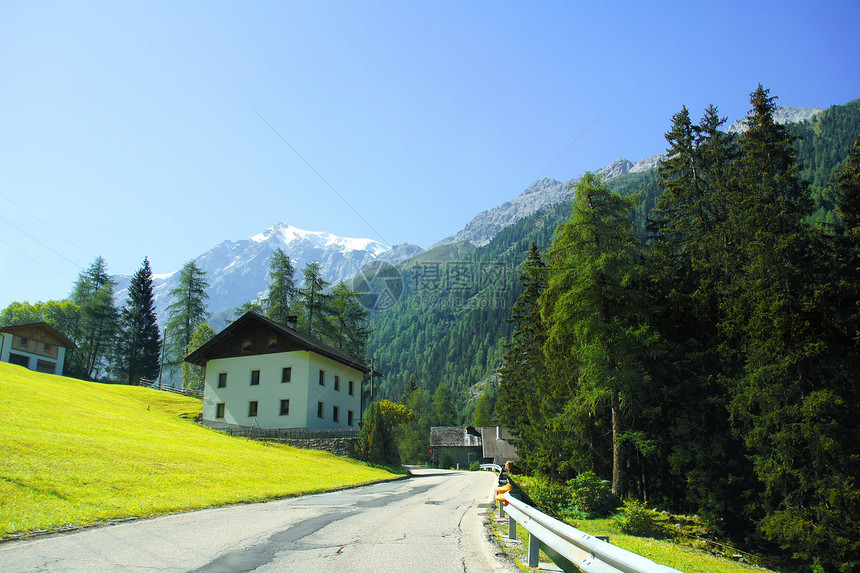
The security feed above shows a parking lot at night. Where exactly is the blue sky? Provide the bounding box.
[2,1,858,308]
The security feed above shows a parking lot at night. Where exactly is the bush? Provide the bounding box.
[614,499,665,538]
[469,460,481,471]
[567,471,619,517]
[526,477,585,521]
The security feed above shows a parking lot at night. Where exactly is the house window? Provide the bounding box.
[334,376,340,391]
[9,353,28,367]
[319,370,325,385]
[248,401,258,417]
[250,370,260,385]
[333,406,339,422]
[347,410,354,426]
[241,338,252,352]
[348,380,354,395]
[216,403,225,418]
[19,337,27,347]
[281,367,292,383]
[280,399,290,416]
[317,401,324,418]
[218,373,227,388]
[44,343,51,352]
[267,336,277,349]
[468,452,477,463]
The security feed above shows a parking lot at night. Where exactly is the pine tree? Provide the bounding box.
[726,86,858,569]
[165,261,209,376]
[234,301,264,318]
[432,385,458,426]
[472,390,495,427]
[328,282,369,357]
[831,140,860,235]
[69,256,119,380]
[398,387,432,463]
[264,248,295,325]
[181,323,216,393]
[541,173,652,497]
[296,261,333,339]
[649,104,754,532]
[496,241,552,471]
[114,257,161,385]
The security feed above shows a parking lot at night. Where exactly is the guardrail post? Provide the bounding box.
[508,515,517,540]
[527,532,540,568]
[498,499,506,518]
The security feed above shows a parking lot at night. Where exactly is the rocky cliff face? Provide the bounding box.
[429,178,576,248]
[430,104,823,250]
[726,105,824,134]
[430,154,667,249]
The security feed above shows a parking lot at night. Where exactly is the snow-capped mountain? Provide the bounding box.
[114,104,829,328]
[114,223,422,325]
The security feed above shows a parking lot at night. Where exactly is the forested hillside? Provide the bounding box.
[493,87,859,571]
[367,96,859,424]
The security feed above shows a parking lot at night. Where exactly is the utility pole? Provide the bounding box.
[370,356,375,402]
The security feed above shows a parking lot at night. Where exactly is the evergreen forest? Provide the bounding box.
[371,89,859,571]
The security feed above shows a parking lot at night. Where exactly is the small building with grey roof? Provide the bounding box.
[430,425,518,469]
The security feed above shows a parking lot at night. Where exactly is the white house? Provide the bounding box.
[185,312,368,431]
[0,322,77,376]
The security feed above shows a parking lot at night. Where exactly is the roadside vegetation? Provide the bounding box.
[510,475,778,573]
[0,363,396,538]
[493,88,859,571]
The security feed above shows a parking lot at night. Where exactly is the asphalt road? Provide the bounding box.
[0,468,520,573]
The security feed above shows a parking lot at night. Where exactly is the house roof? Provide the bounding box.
[184,312,370,373]
[479,427,519,461]
[0,322,77,349]
[430,426,483,447]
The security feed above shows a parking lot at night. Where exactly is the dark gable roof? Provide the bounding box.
[0,322,77,349]
[184,312,369,373]
[430,426,483,447]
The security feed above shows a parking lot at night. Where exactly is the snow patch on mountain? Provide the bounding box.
[114,223,421,325]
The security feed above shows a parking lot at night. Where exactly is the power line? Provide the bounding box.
[253,108,390,247]
[0,236,76,284]
[533,109,607,182]
[0,190,94,260]
[0,212,86,271]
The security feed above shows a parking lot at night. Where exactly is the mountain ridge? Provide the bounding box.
[115,103,845,326]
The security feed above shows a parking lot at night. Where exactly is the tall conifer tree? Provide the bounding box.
[114,257,161,385]
[541,173,652,495]
[497,241,550,469]
[165,261,209,375]
[70,256,119,380]
[328,282,369,357]
[296,261,332,339]
[264,248,295,325]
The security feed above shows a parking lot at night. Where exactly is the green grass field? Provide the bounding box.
[0,363,397,538]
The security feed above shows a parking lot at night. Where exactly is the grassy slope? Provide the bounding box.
[0,363,395,537]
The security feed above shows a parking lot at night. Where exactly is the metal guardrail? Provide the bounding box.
[139,379,203,398]
[501,491,680,573]
[480,463,503,473]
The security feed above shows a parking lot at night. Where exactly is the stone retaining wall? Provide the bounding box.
[259,437,358,459]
